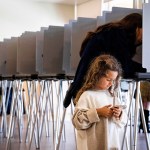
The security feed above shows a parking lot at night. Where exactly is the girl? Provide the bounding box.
[72,55,127,150]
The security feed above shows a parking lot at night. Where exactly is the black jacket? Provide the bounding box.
[63,27,146,108]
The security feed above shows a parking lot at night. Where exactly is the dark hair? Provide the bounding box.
[74,54,122,104]
[80,13,142,57]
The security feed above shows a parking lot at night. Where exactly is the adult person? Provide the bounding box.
[72,55,127,150]
[64,13,146,108]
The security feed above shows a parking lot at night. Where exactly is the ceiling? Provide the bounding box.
[32,0,91,5]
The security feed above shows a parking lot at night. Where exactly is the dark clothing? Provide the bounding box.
[63,27,146,108]
[139,110,150,133]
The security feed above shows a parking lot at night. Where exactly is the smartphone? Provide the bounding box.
[113,105,127,109]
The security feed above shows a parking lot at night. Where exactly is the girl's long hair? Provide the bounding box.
[74,54,122,104]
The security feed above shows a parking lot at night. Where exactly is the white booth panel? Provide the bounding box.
[111,7,141,13]
[70,17,97,74]
[97,11,111,26]
[143,3,150,72]
[4,37,18,75]
[36,27,48,74]
[43,26,65,75]
[62,24,71,75]
[97,8,142,28]
[105,7,142,23]
[97,16,105,26]
[17,31,37,74]
[62,20,76,76]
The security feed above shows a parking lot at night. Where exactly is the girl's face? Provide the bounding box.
[95,70,118,90]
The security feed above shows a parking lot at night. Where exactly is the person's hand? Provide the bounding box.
[96,104,113,118]
[111,106,122,119]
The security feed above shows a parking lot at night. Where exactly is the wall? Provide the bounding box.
[77,0,141,18]
[77,0,102,18]
[0,0,74,41]
[102,0,133,11]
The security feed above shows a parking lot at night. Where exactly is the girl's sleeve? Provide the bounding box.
[113,96,128,128]
[72,93,100,130]
[113,110,128,128]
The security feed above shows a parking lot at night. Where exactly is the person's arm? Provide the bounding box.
[108,28,146,78]
[72,92,114,130]
[72,107,100,130]
[72,105,114,130]
[72,92,100,130]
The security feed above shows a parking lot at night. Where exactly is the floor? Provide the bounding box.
[0,115,149,150]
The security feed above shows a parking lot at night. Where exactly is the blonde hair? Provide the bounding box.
[74,54,122,104]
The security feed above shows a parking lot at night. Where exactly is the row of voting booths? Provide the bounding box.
[0,4,150,150]
[1,8,148,77]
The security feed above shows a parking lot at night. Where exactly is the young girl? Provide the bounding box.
[72,55,127,150]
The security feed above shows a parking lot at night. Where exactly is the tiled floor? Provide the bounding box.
[0,115,77,150]
[0,115,150,150]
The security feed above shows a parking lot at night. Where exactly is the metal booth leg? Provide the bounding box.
[133,80,150,150]
[56,108,67,150]
[56,80,73,150]
[121,80,136,150]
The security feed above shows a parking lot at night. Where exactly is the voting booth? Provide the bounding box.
[62,20,76,76]
[0,37,17,76]
[36,27,48,74]
[70,17,97,74]
[97,11,111,26]
[17,31,37,75]
[143,3,150,72]
[43,26,65,76]
[0,40,7,75]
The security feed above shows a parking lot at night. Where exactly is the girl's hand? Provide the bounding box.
[112,106,122,119]
[96,104,113,118]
